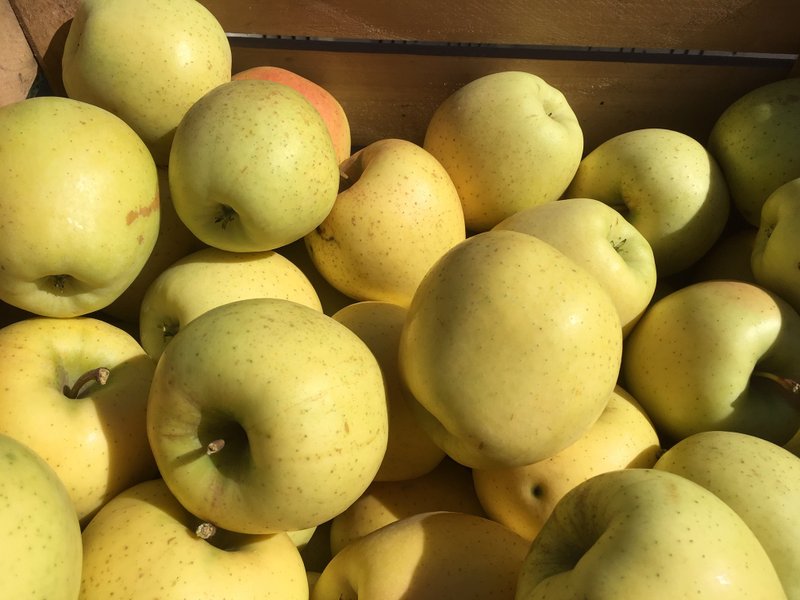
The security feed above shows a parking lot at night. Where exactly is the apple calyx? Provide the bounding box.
[62,367,110,399]
[214,204,237,230]
[206,438,226,455]
[753,370,800,396]
[195,522,217,540]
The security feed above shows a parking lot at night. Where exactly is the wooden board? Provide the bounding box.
[0,0,38,106]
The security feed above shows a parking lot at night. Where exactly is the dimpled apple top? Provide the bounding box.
[0,96,160,318]
[398,229,623,470]
[146,296,389,534]
[168,79,340,253]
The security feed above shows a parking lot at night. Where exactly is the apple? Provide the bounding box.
[329,457,485,556]
[312,511,530,600]
[0,96,160,318]
[233,65,351,165]
[79,478,309,599]
[138,245,323,360]
[654,430,800,599]
[689,226,757,284]
[565,127,731,277]
[751,177,800,312]
[0,433,82,600]
[398,229,622,469]
[622,279,800,446]
[494,197,657,336]
[0,316,158,525]
[515,468,787,599]
[305,138,466,308]
[332,301,446,481]
[708,77,800,226]
[472,385,661,542]
[147,297,389,534]
[423,70,584,232]
[168,79,340,252]
[62,0,232,165]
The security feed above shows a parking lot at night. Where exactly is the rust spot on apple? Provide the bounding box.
[126,193,160,225]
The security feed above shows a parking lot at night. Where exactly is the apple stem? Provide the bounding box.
[753,371,800,395]
[206,439,226,455]
[63,367,110,399]
[195,522,217,540]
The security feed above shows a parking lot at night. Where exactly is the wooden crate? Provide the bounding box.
[5,0,800,152]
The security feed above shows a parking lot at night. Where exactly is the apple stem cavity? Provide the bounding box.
[63,367,110,399]
[195,522,217,540]
[206,438,226,455]
[753,370,800,395]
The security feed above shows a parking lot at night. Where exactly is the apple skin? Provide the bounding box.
[233,65,351,165]
[654,430,800,599]
[565,127,730,277]
[147,297,389,534]
[62,0,232,166]
[423,70,584,232]
[751,177,800,312]
[305,138,466,308]
[0,433,82,600]
[169,79,340,253]
[79,478,309,599]
[0,96,160,318]
[472,385,661,542]
[138,245,323,360]
[494,197,657,336]
[689,226,757,284]
[708,77,800,226]
[398,229,622,469]
[622,279,800,446]
[0,316,158,525]
[312,511,530,600]
[515,468,787,599]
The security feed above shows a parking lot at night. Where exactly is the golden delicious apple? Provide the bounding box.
[80,479,308,599]
[708,77,800,226]
[62,0,232,165]
[494,197,657,336]
[147,297,389,534]
[622,279,800,445]
[138,245,322,359]
[515,468,787,599]
[399,229,622,469]
[306,138,466,308]
[169,79,340,252]
[313,511,529,600]
[332,301,446,481]
[0,96,159,317]
[0,433,82,600]
[329,457,485,556]
[751,177,800,312]
[655,430,800,599]
[472,386,661,542]
[0,316,158,525]
[565,127,731,276]
[423,70,583,231]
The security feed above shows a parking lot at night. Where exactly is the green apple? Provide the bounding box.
[472,385,661,542]
[329,457,485,556]
[423,70,584,232]
[565,127,731,276]
[708,77,800,226]
[622,279,800,445]
[654,430,800,599]
[0,317,158,525]
[80,478,308,599]
[398,229,622,469]
[62,0,232,165]
[751,177,800,312]
[0,433,82,600]
[332,301,446,481]
[312,511,530,600]
[494,197,657,336]
[515,468,787,599]
[169,79,340,252]
[147,297,389,534]
[139,245,323,360]
[689,226,757,284]
[0,96,159,318]
[306,138,466,308]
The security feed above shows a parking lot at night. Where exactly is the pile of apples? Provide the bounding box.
[1,0,799,598]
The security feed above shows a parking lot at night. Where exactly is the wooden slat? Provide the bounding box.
[1,0,38,107]
[202,0,800,54]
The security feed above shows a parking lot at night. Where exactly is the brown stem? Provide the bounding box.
[206,439,226,455]
[63,367,110,399]
[753,371,800,395]
[195,522,217,540]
